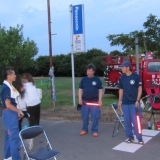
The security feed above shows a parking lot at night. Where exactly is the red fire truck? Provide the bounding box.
[102,52,160,96]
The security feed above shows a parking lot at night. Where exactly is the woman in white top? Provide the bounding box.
[12,74,30,131]
[22,73,41,126]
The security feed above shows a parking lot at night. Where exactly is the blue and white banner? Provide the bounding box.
[72,4,85,53]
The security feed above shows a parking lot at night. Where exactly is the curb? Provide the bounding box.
[40,107,160,124]
[1,108,160,124]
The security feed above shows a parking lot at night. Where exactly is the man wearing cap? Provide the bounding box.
[78,63,103,137]
[118,61,143,144]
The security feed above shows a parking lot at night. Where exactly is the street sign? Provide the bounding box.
[72,4,85,53]
[70,4,85,107]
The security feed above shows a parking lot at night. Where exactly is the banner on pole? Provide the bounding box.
[72,4,85,53]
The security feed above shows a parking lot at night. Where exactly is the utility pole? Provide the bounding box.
[47,0,56,108]
[47,0,52,68]
[135,37,139,74]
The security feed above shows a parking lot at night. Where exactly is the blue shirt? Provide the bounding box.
[118,73,142,104]
[1,83,17,109]
[79,76,103,102]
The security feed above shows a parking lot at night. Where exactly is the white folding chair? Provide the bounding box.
[111,103,125,137]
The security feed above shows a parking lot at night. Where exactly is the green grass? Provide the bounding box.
[34,77,118,109]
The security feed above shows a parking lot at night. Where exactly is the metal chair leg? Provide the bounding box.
[112,121,120,137]
[153,113,156,124]
[23,153,26,160]
[148,113,153,121]
[112,121,117,137]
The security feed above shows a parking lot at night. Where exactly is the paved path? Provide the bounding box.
[0,120,160,160]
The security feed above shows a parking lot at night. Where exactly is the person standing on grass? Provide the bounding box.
[118,61,144,144]
[1,66,24,160]
[78,63,103,137]
[22,73,41,126]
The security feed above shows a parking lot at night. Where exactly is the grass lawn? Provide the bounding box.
[34,77,118,109]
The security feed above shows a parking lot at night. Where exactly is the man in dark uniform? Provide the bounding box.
[1,67,24,160]
[118,61,143,144]
[78,63,103,137]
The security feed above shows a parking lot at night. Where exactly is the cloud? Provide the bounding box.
[106,0,139,13]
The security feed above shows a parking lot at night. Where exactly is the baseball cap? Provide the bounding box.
[119,61,131,67]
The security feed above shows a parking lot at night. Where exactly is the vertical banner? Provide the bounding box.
[72,4,85,53]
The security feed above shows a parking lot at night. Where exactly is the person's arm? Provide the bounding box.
[5,99,24,118]
[137,86,142,101]
[119,89,123,102]
[118,77,123,109]
[98,89,103,106]
[135,86,142,107]
[78,79,84,105]
[135,75,142,107]
[118,89,123,109]
[78,89,83,105]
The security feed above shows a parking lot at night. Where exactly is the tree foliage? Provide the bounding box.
[143,14,160,57]
[29,48,108,77]
[107,14,160,56]
[0,25,38,78]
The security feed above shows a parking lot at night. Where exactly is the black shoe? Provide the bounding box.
[127,137,134,143]
[138,139,144,144]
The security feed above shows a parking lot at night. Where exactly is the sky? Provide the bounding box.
[0,0,160,57]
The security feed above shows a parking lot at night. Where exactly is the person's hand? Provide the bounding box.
[118,101,122,109]
[98,100,102,107]
[79,99,82,105]
[135,101,139,107]
[18,110,24,119]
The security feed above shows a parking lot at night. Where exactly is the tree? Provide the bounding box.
[75,48,107,76]
[19,59,38,76]
[35,56,49,76]
[143,14,160,57]
[106,14,160,57]
[107,31,146,54]
[110,50,122,56]
[54,54,71,76]
[0,24,38,78]
[33,49,108,77]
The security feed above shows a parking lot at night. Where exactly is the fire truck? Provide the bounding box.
[102,52,160,96]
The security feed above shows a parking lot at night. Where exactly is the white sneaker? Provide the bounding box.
[4,157,12,160]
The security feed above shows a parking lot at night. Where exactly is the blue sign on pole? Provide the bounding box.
[72,5,83,35]
[72,4,85,53]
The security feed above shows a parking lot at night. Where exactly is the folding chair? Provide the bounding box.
[19,125,60,160]
[111,103,125,137]
[144,87,160,124]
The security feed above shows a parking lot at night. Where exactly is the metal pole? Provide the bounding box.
[135,37,139,74]
[82,4,86,52]
[70,5,76,107]
[47,0,53,67]
[47,0,54,107]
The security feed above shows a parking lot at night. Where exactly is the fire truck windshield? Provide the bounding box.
[148,62,160,72]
